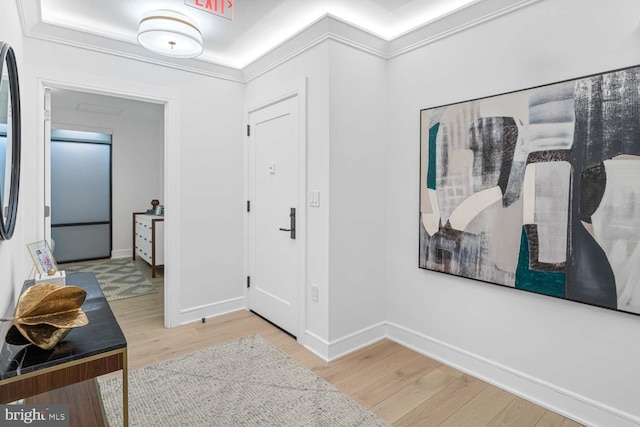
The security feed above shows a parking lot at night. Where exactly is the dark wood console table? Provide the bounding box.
[0,272,128,426]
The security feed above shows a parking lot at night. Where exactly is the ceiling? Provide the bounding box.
[50,88,164,123]
[27,0,483,69]
[19,0,528,115]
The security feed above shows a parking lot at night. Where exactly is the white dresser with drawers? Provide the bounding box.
[133,213,164,278]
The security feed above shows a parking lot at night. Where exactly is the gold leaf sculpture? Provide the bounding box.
[12,284,89,350]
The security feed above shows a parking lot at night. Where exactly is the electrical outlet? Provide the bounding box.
[311,284,318,302]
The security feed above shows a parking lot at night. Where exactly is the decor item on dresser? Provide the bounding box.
[0,42,21,241]
[419,64,640,316]
[3,284,88,350]
[149,198,160,212]
[133,211,164,278]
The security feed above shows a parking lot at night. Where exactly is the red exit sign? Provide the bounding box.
[185,0,234,21]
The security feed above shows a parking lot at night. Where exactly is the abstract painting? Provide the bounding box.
[419,65,640,315]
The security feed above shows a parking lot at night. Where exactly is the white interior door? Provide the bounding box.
[249,95,299,337]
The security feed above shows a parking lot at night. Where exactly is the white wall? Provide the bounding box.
[245,40,388,358]
[177,73,245,316]
[245,42,332,344]
[51,103,163,258]
[2,2,638,423]
[385,0,640,425]
[19,38,246,323]
[328,42,387,346]
[0,0,26,320]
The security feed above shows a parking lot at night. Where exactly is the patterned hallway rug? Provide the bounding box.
[98,335,390,427]
[60,258,157,302]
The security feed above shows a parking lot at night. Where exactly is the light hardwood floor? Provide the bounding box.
[33,258,583,426]
[109,258,582,427]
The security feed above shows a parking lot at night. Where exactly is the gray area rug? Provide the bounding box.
[60,258,157,302]
[98,335,390,427]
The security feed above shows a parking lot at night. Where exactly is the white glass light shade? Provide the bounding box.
[137,10,203,58]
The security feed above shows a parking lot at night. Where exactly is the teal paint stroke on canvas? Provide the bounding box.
[427,123,439,190]
[515,227,565,298]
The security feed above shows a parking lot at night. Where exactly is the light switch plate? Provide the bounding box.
[309,191,320,207]
[269,162,276,174]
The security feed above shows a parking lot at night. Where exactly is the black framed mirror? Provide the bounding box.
[0,42,20,240]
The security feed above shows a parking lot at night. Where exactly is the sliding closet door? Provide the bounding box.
[51,130,112,263]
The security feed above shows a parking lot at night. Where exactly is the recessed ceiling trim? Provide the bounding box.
[390,0,485,40]
[22,27,244,83]
[388,0,542,58]
[244,32,386,83]
[18,0,543,84]
[244,33,328,83]
[15,0,31,38]
[243,14,388,82]
[244,33,390,84]
[40,15,136,46]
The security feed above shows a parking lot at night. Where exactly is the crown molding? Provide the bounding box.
[25,28,245,82]
[387,0,541,58]
[16,0,542,84]
[241,0,541,82]
[16,0,244,81]
[14,0,31,37]
[242,14,388,82]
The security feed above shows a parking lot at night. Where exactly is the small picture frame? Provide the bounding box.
[27,240,58,275]
[155,205,164,216]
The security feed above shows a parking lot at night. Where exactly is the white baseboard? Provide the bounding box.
[303,320,640,426]
[173,297,639,426]
[327,322,387,361]
[303,322,387,362]
[111,249,131,259]
[303,330,330,361]
[179,297,245,325]
[386,322,640,427]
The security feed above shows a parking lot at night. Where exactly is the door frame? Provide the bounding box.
[36,76,182,328]
[244,78,307,343]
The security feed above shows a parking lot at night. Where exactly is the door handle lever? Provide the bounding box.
[278,208,296,239]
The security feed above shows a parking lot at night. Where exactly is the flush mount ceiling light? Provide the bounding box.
[137,10,203,59]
